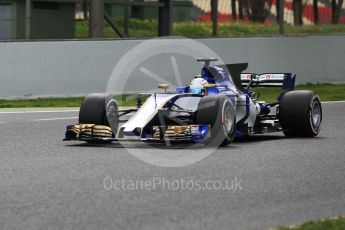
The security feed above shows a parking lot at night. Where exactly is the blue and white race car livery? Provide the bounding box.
[64,58,322,147]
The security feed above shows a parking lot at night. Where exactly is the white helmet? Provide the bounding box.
[190,76,208,94]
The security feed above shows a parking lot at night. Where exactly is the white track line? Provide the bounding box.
[0,117,77,124]
[321,101,345,104]
[0,110,79,114]
[32,117,78,122]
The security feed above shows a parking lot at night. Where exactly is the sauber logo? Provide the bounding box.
[259,74,272,80]
[241,74,285,81]
[259,74,285,81]
[243,74,251,80]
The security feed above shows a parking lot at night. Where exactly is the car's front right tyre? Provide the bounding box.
[79,93,119,143]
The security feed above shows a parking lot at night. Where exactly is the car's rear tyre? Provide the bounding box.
[196,95,236,146]
[79,93,118,143]
[279,90,322,137]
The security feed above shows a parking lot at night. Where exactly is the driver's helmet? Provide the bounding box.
[190,75,208,94]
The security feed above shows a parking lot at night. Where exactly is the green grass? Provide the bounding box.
[0,97,84,108]
[75,19,345,38]
[0,95,143,108]
[0,83,344,108]
[275,216,345,230]
[254,83,345,103]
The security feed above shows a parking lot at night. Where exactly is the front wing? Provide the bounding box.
[63,124,211,143]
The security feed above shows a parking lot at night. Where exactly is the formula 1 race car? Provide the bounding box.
[64,58,322,147]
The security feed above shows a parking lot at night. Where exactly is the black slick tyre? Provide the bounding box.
[79,93,119,143]
[279,90,322,137]
[196,95,236,147]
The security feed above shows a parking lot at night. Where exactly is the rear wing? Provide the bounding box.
[240,73,296,91]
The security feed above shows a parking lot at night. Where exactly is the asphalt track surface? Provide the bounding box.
[0,102,344,230]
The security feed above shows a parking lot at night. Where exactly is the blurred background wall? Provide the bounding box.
[0,36,344,98]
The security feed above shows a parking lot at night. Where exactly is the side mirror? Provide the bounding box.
[158,83,169,92]
[204,84,218,95]
[203,84,217,89]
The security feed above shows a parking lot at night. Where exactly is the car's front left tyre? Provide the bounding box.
[196,95,236,147]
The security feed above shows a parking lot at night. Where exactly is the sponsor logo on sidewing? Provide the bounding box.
[240,74,285,81]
